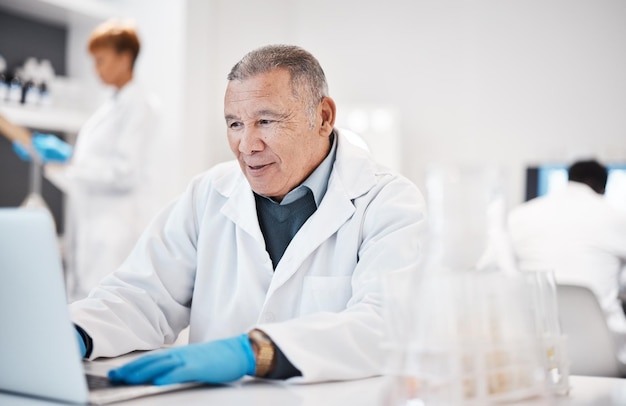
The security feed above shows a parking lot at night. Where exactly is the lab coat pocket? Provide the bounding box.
[300,276,352,315]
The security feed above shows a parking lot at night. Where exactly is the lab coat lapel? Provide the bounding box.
[219,174,265,244]
[267,131,377,296]
[269,181,355,290]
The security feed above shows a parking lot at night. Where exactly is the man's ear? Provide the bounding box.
[319,97,336,136]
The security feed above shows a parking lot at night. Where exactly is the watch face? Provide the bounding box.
[253,330,270,343]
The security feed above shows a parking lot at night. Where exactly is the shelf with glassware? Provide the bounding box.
[0,103,87,135]
[0,52,90,135]
[0,69,90,135]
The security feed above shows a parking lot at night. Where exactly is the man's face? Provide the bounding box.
[225,69,333,201]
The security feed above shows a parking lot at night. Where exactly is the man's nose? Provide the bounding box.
[239,126,264,154]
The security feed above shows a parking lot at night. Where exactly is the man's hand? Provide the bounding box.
[108,334,256,385]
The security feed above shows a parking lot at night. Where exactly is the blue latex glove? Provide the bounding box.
[32,133,73,162]
[108,334,256,386]
[12,140,32,161]
[75,329,87,358]
[12,133,72,163]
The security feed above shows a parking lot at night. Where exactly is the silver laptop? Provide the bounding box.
[0,208,198,404]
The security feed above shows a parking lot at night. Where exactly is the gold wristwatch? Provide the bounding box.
[248,329,276,377]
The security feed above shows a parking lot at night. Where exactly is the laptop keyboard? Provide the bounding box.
[84,373,203,405]
[86,374,117,390]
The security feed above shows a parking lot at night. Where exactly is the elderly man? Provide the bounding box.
[71,44,426,384]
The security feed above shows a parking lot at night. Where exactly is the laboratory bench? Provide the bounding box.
[1,373,625,405]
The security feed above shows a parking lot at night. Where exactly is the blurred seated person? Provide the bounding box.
[508,159,626,371]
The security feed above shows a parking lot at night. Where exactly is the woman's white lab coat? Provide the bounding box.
[46,81,162,301]
[70,129,426,383]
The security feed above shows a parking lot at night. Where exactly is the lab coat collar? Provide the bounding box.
[564,181,600,196]
[112,80,140,102]
[331,128,378,200]
[218,170,265,245]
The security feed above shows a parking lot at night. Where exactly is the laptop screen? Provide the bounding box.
[0,208,89,404]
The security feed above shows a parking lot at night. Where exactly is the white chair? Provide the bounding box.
[556,284,622,377]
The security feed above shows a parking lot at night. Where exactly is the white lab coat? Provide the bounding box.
[69,129,426,383]
[46,81,163,301]
[508,182,626,364]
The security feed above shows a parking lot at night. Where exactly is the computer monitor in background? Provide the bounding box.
[525,163,626,212]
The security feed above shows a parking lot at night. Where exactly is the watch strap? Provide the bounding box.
[248,329,276,377]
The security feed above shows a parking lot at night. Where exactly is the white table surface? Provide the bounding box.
[1,373,626,405]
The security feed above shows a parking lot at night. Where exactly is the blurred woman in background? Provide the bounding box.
[14,19,164,301]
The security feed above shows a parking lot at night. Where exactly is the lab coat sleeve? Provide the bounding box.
[54,98,158,193]
[68,174,202,359]
[258,176,426,383]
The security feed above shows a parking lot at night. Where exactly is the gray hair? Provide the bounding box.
[227,45,329,126]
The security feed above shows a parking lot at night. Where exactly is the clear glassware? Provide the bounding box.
[382,164,554,404]
[20,155,51,212]
[522,269,570,396]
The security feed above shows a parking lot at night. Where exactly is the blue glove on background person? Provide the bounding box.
[108,334,256,385]
[12,140,32,161]
[12,133,72,163]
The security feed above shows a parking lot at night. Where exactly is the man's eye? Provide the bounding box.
[259,119,274,125]
[229,122,242,129]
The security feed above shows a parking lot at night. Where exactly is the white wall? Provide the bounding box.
[202,0,626,208]
[67,0,626,208]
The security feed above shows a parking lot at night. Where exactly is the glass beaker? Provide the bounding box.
[424,164,509,273]
[406,270,550,404]
[395,164,552,404]
[522,269,570,396]
[21,157,49,210]
[381,266,422,405]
